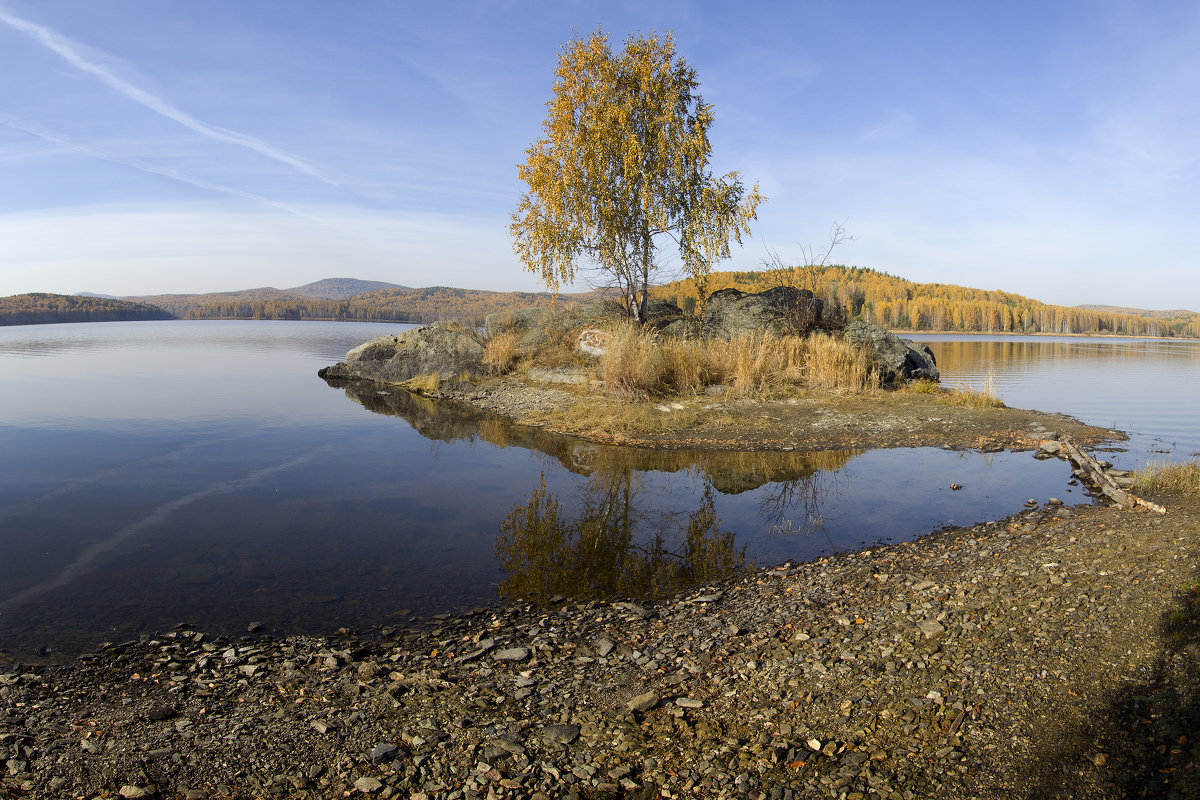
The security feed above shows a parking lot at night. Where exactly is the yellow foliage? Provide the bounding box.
[510,27,762,320]
[652,265,1198,338]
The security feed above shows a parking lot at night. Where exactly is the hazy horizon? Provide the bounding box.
[4,2,1200,309]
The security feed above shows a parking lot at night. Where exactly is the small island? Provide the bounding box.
[318,289,1121,455]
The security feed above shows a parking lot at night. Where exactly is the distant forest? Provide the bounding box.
[655,265,1200,338]
[171,286,589,324]
[4,268,1198,337]
[0,293,173,326]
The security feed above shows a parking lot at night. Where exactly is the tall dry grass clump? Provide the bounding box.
[803,332,877,393]
[483,330,520,374]
[1132,459,1200,496]
[596,324,877,397]
[701,332,805,393]
[600,323,669,398]
[944,372,1003,407]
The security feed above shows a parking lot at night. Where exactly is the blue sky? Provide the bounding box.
[1,1,1197,310]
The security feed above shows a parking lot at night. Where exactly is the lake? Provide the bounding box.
[1,321,1196,662]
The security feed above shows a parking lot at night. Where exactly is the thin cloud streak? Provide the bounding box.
[1,116,318,219]
[0,5,339,187]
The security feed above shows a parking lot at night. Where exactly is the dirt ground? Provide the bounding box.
[441,377,1122,453]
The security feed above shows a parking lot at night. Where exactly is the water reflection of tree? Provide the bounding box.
[756,448,854,539]
[496,471,744,603]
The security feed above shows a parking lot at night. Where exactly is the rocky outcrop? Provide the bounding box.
[319,321,488,385]
[321,294,940,391]
[485,300,689,352]
[701,287,824,339]
[843,320,940,383]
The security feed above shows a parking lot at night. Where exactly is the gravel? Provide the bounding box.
[3,495,1198,799]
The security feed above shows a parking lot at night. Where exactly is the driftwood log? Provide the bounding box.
[1059,436,1166,514]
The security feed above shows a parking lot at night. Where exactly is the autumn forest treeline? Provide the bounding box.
[3,269,1198,337]
[655,265,1200,338]
[0,293,173,326]
[174,287,587,324]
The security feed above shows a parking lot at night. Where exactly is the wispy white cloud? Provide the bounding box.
[0,5,339,187]
[1,115,318,218]
[858,111,917,143]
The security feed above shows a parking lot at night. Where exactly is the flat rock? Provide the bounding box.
[627,691,660,712]
[541,723,581,745]
[917,619,946,638]
[492,647,530,662]
[353,776,383,793]
[369,743,398,764]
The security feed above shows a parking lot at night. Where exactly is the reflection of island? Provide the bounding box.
[327,379,862,599]
[327,377,860,494]
[496,471,743,602]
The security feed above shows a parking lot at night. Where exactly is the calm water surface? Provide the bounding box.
[923,334,1200,465]
[1,322,1194,661]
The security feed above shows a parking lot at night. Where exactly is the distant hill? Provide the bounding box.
[0,293,173,326]
[12,272,1196,337]
[284,278,408,300]
[653,266,1200,338]
[75,291,120,299]
[165,284,597,323]
[130,288,304,318]
[1076,304,1198,319]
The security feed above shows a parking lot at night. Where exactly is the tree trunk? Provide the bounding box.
[637,229,652,323]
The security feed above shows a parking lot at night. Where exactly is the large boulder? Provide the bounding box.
[843,320,939,383]
[702,287,824,339]
[322,321,488,384]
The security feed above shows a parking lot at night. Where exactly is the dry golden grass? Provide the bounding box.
[904,377,941,394]
[941,373,1004,408]
[542,394,702,437]
[400,372,441,393]
[803,333,878,393]
[595,324,877,399]
[1132,459,1200,496]
[483,330,520,373]
[600,323,667,398]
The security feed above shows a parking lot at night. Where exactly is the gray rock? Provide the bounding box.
[353,776,383,793]
[329,321,489,385]
[702,287,824,339]
[627,691,661,712]
[370,743,398,764]
[527,366,587,384]
[492,647,530,662]
[541,724,581,745]
[843,320,940,383]
[917,620,946,638]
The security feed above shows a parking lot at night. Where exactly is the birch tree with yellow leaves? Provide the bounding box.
[510,28,764,322]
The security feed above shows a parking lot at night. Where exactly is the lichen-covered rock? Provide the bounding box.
[484,307,558,349]
[844,320,939,383]
[701,286,824,339]
[332,321,488,384]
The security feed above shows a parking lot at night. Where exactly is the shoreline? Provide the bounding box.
[4,487,1196,799]
[420,375,1123,453]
